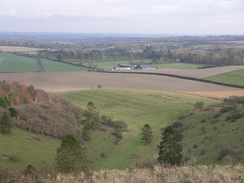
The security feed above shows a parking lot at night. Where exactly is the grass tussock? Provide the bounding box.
[0,165,243,183]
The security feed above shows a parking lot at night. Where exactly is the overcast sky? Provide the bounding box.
[0,0,243,35]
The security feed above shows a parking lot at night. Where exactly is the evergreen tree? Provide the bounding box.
[0,112,12,134]
[157,126,183,166]
[0,96,11,108]
[56,134,87,173]
[141,124,153,145]
[8,107,18,117]
[27,85,36,100]
[82,125,91,141]
[82,102,100,129]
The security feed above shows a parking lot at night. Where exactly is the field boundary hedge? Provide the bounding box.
[97,71,244,89]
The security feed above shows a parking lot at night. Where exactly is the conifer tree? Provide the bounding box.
[157,126,183,166]
[56,134,87,173]
[82,125,91,141]
[82,101,100,129]
[141,124,153,145]
[0,112,12,134]
[0,96,11,108]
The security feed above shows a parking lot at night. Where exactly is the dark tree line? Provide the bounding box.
[38,46,244,66]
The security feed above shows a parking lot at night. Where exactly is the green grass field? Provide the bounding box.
[204,69,244,86]
[0,129,60,169]
[180,105,244,164]
[59,89,218,169]
[155,63,201,69]
[41,59,89,72]
[0,53,42,72]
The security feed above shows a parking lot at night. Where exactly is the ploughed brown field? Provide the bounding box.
[120,65,244,78]
[0,66,243,98]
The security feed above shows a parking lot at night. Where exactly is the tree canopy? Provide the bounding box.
[56,134,87,173]
[0,112,12,134]
[82,101,100,129]
[157,126,183,166]
[141,124,153,145]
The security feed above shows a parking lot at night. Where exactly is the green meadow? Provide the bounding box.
[41,59,89,72]
[204,69,244,86]
[0,53,42,72]
[0,129,60,169]
[59,89,218,169]
[155,63,201,69]
[181,105,244,164]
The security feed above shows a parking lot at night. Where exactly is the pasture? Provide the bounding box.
[0,53,42,72]
[41,59,89,72]
[155,63,201,69]
[0,129,60,169]
[59,89,218,169]
[204,69,244,86]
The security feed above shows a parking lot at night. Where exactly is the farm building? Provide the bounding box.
[134,65,156,70]
[115,67,131,70]
[118,64,132,68]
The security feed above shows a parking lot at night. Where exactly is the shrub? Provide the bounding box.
[111,129,122,139]
[8,153,19,161]
[211,119,219,124]
[213,113,221,119]
[220,106,232,113]
[193,144,198,149]
[8,107,18,117]
[194,101,204,110]
[111,120,128,130]
[200,119,206,123]
[225,115,231,121]
[171,121,183,128]
[217,148,230,161]
[230,113,243,122]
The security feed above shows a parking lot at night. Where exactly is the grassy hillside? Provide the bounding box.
[178,104,244,165]
[41,58,89,72]
[0,128,60,169]
[59,89,219,169]
[0,53,42,72]
[204,69,244,86]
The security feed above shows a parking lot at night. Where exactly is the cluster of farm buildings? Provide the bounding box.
[113,64,157,71]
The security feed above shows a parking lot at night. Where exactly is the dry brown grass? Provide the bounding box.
[177,90,244,99]
[1,165,242,183]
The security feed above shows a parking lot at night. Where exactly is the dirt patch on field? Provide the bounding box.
[121,65,244,78]
[0,71,236,93]
[0,46,43,52]
[177,90,244,99]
